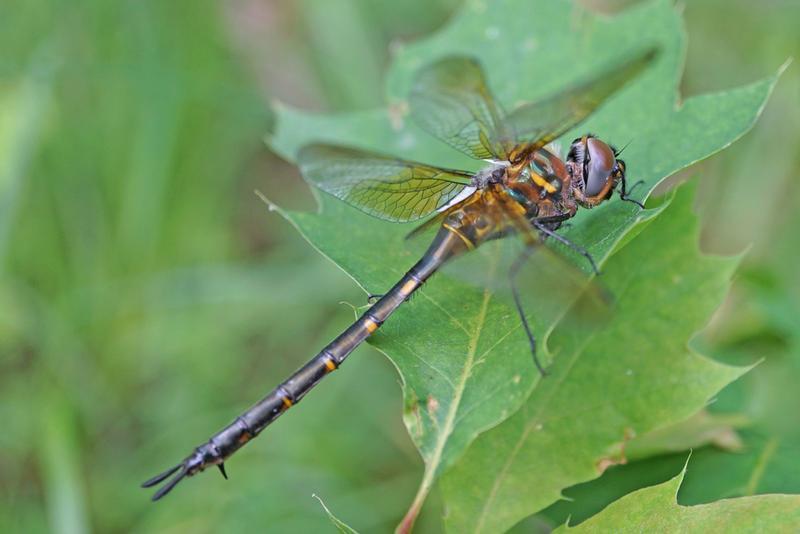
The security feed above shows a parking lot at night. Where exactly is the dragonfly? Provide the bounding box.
[143,46,658,500]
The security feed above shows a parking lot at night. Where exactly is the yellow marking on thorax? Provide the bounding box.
[442,223,476,250]
[531,172,557,193]
[282,396,293,409]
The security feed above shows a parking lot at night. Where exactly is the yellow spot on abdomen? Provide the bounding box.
[401,279,417,295]
[364,317,379,333]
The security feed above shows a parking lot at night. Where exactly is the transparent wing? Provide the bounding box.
[442,197,611,333]
[506,47,658,150]
[297,144,474,223]
[409,56,515,160]
[499,197,612,327]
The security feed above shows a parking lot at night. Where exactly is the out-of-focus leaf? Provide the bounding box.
[554,461,800,533]
[267,0,778,528]
[300,0,384,110]
[626,409,748,460]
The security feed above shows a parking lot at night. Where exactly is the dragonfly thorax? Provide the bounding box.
[506,150,573,213]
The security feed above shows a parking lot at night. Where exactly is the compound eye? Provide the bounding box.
[585,137,616,197]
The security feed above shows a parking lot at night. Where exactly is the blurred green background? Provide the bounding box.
[0,0,797,532]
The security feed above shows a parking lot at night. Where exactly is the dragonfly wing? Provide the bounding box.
[297,144,475,223]
[409,56,515,161]
[494,192,612,320]
[506,46,658,151]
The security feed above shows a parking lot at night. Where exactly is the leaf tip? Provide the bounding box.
[672,450,693,498]
[254,189,283,215]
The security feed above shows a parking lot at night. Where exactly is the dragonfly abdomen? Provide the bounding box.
[143,224,472,500]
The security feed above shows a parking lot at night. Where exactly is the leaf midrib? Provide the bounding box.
[401,267,496,528]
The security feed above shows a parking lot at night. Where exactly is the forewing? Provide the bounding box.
[409,56,514,160]
[297,144,474,223]
[506,46,658,150]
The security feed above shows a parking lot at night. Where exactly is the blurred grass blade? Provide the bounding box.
[0,52,52,263]
[313,494,360,534]
[40,392,89,534]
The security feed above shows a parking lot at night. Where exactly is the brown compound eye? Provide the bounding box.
[584,137,616,197]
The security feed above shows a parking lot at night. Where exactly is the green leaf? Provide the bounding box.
[535,162,800,530]
[554,460,800,533]
[533,453,689,529]
[439,183,748,533]
[265,0,779,528]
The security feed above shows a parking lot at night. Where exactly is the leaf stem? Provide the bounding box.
[396,469,432,534]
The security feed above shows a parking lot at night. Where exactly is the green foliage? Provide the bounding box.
[267,0,779,530]
[438,184,743,533]
[555,460,800,533]
[1,0,795,532]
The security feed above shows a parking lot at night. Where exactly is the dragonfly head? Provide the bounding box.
[566,134,627,208]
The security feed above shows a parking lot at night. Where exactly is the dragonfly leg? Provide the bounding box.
[529,212,572,232]
[619,176,646,208]
[509,246,548,377]
[368,290,416,304]
[532,220,600,275]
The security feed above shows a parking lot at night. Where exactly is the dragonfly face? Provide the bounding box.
[567,135,629,208]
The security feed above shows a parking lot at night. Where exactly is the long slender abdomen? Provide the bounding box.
[233,225,471,440]
[143,224,473,500]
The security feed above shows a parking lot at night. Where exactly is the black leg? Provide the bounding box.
[531,213,572,229]
[368,291,415,304]
[619,176,646,209]
[509,245,548,377]
[532,220,600,275]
